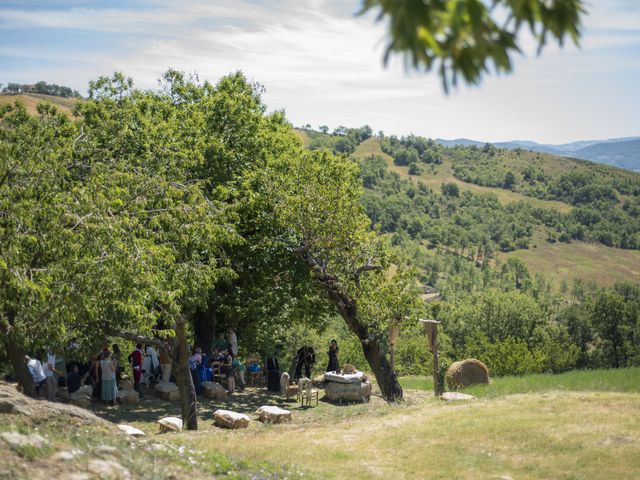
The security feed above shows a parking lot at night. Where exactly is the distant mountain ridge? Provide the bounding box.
[435,136,640,171]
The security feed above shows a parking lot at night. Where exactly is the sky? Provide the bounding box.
[0,0,639,144]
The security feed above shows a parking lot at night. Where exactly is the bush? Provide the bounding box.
[465,335,544,376]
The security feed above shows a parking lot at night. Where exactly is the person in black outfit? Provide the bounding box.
[67,364,82,394]
[266,354,281,392]
[294,346,315,379]
[326,339,339,372]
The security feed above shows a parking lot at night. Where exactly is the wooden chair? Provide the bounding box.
[298,378,318,407]
[246,356,263,387]
[211,363,227,388]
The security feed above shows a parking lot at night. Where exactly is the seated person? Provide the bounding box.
[66,364,83,394]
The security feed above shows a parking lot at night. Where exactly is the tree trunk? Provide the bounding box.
[173,317,198,430]
[194,306,218,354]
[4,333,35,397]
[361,336,403,401]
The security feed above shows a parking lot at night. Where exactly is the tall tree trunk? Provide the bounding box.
[173,317,198,430]
[297,246,403,401]
[4,333,35,397]
[194,306,217,354]
[361,336,403,401]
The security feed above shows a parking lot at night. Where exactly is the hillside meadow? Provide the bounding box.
[2,368,640,479]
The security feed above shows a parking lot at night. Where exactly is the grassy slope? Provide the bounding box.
[0,93,77,115]
[3,372,640,479]
[353,137,574,213]
[499,240,640,287]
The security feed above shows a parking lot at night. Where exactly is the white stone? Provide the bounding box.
[441,392,476,401]
[255,406,292,424]
[76,385,93,396]
[325,381,372,402]
[157,416,183,432]
[201,381,226,401]
[0,431,47,449]
[213,409,250,429]
[51,449,83,461]
[87,459,131,480]
[117,424,146,437]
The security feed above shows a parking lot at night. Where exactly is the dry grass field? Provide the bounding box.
[499,240,640,286]
[0,93,77,115]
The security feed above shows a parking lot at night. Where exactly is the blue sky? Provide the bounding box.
[1,0,639,144]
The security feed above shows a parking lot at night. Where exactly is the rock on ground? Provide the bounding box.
[324,381,372,403]
[154,382,180,401]
[441,392,476,401]
[213,409,250,429]
[117,389,139,405]
[0,382,113,427]
[87,459,131,480]
[117,424,146,437]
[1,431,47,449]
[157,416,183,432]
[201,381,226,401]
[255,406,292,424]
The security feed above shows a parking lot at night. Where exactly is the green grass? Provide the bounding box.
[499,240,640,287]
[401,367,640,398]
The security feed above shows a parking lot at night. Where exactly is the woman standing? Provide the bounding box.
[326,339,339,372]
[100,352,118,406]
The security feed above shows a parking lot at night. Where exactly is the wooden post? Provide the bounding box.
[419,319,442,397]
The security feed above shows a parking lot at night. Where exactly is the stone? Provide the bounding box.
[324,381,372,403]
[87,459,131,480]
[201,381,226,401]
[255,406,292,424]
[69,397,91,408]
[51,449,83,461]
[446,359,490,389]
[117,424,146,437]
[120,382,134,391]
[213,409,250,429]
[157,416,183,433]
[154,382,180,401]
[441,392,476,401]
[0,381,111,425]
[76,385,93,396]
[0,431,47,449]
[96,445,120,458]
[117,389,140,405]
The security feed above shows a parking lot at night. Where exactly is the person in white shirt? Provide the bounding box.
[25,355,46,396]
[44,348,62,402]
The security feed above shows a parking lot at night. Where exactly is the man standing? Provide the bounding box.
[25,355,46,397]
[44,348,62,402]
[128,344,144,394]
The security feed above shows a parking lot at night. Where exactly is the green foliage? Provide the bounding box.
[360,0,585,91]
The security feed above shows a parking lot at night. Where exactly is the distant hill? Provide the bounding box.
[435,136,640,171]
[0,93,77,115]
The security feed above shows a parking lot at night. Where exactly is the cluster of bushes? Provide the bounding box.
[2,80,81,98]
[307,125,372,155]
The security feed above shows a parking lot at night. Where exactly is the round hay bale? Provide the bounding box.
[342,364,356,374]
[446,359,490,389]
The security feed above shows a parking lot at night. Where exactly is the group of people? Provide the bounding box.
[188,328,244,395]
[23,331,341,404]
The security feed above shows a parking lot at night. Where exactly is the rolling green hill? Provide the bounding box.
[296,127,640,287]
